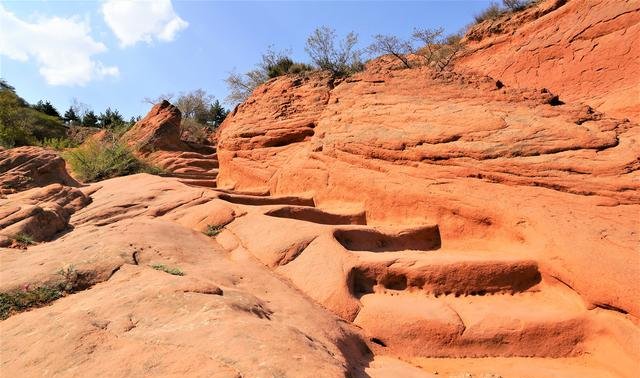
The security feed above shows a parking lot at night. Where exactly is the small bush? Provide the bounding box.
[367,34,414,69]
[412,28,466,72]
[0,286,63,319]
[474,0,534,24]
[151,264,184,276]
[503,0,531,11]
[305,26,363,77]
[287,62,314,75]
[474,2,503,23]
[63,138,161,182]
[180,118,211,144]
[225,48,313,106]
[0,265,77,319]
[262,49,313,79]
[11,233,36,248]
[0,125,37,148]
[39,137,78,150]
[204,224,225,237]
[56,265,78,292]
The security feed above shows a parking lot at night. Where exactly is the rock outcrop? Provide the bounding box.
[2,172,637,377]
[123,101,220,188]
[458,0,640,121]
[123,100,185,153]
[0,146,79,194]
[0,184,90,247]
[213,11,640,376]
[215,5,640,326]
[0,174,376,377]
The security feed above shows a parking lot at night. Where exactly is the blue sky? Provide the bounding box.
[0,0,492,118]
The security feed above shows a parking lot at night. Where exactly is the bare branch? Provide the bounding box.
[367,34,413,69]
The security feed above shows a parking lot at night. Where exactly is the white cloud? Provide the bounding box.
[102,0,188,47]
[0,4,119,86]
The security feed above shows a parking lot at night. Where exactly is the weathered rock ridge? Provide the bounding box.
[124,100,219,187]
[0,146,79,194]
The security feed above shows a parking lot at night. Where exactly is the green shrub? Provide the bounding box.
[0,286,63,320]
[63,138,161,182]
[265,57,313,79]
[39,137,78,150]
[204,224,225,237]
[12,233,36,247]
[151,264,184,276]
[0,265,77,319]
[503,0,532,11]
[0,125,36,148]
[225,48,314,106]
[473,0,534,24]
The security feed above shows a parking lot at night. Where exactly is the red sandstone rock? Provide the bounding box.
[216,53,640,322]
[123,100,185,153]
[0,184,90,245]
[0,174,374,376]
[122,101,220,188]
[1,1,639,376]
[0,146,79,194]
[458,0,640,121]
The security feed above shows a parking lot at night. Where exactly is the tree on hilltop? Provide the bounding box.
[305,26,363,77]
[367,34,414,69]
[33,100,61,118]
[63,107,80,125]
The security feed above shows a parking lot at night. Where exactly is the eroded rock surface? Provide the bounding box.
[458,0,640,121]
[1,1,638,376]
[0,174,373,377]
[124,100,185,153]
[0,184,90,246]
[123,101,220,188]
[215,59,640,320]
[0,146,79,194]
[2,172,637,377]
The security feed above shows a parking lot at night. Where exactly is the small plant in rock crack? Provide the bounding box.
[56,265,78,292]
[0,285,64,320]
[0,265,78,320]
[204,224,225,237]
[151,264,185,276]
[10,233,36,248]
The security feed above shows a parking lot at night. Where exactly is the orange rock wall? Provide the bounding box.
[458,0,640,121]
[217,10,640,319]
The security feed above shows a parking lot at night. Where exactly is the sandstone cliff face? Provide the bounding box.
[216,12,639,325]
[458,0,640,121]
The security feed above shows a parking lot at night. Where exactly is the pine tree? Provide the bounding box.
[98,107,124,128]
[209,100,229,128]
[33,100,61,118]
[82,111,98,127]
[63,107,80,125]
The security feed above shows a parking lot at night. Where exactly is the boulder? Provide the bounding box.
[0,146,79,195]
[123,100,185,152]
